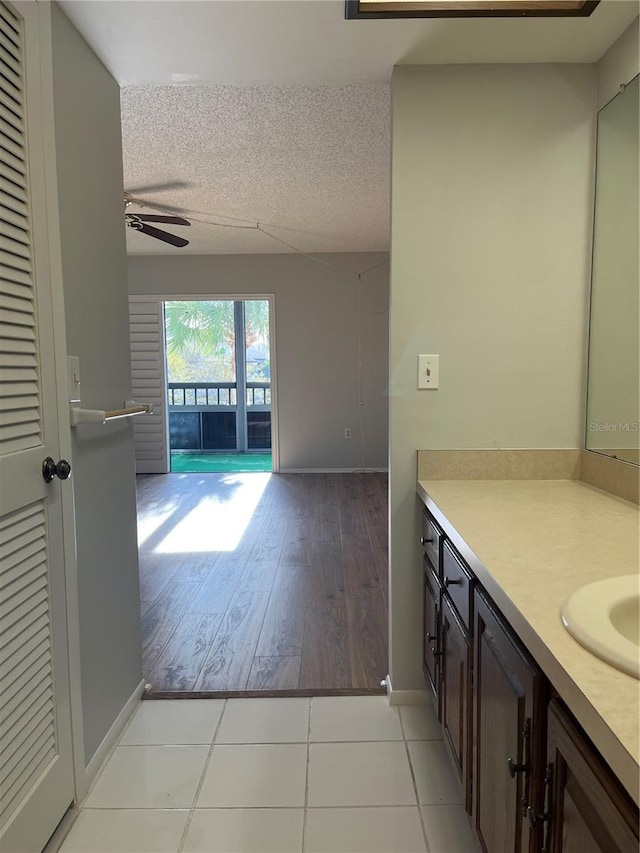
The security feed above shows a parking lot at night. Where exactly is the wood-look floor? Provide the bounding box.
[136,472,389,694]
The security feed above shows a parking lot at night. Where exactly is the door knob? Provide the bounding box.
[42,457,72,483]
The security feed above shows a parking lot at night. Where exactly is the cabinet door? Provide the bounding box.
[423,566,440,711]
[473,592,546,853]
[546,700,638,853]
[441,594,471,811]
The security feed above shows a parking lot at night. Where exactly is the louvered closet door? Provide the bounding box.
[129,298,169,473]
[0,2,74,851]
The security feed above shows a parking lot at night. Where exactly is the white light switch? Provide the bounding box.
[418,354,439,389]
[67,355,81,403]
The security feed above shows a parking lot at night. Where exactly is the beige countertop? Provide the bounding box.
[416,478,640,805]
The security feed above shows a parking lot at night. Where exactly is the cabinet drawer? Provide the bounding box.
[421,511,442,577]
[423,553,440,590]
[442,540,474,634]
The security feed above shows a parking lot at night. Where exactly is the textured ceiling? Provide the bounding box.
[121,85,391,254]
[60,0,637,255]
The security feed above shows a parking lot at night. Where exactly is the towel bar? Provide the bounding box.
[70,401,154,427]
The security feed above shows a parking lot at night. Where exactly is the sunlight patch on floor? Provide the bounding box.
[136,505,178,548]
[153,473,272,553]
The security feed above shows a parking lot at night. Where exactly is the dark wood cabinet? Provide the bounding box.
[422,563,440,712]
[418,505,639,853]
[473,590,547,853]
[441,593,472,811]
[421,509,442,578]
[546,700,639,853]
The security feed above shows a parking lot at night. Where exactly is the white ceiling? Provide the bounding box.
[60,0,638,255]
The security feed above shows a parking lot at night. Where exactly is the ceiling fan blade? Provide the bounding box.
[133,222,190,248]
[135,200,190,216]
[126,181,191,195]
[134,214,191,226]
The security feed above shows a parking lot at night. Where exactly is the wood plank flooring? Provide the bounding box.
[136,472,389,694]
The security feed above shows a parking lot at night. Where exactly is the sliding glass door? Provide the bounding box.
[165,299,272,456]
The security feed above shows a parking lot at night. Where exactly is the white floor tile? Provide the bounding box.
[59,809,188,852]
[216,698,310,743]
[120,700,225,745]
[310,696,403,742]
[307,741,416,807]
[304,807,427,853]
[183,809,304,852]
[408,741,463,805]
[399,705,442,741]
[197,744,307,807]
[422,804,478,853]
[84,745,209,809]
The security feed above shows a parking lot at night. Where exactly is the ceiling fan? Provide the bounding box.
[124,189,191,248]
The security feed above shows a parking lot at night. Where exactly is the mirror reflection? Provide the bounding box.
[586,75,639,465]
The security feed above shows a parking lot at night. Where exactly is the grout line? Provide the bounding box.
[176,699,227,853]
[302,696,312,851]
[81,804,429,811]
[403,731,431,853]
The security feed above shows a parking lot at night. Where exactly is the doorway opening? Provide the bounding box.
[164,298,273,474]
[134,295,388,697]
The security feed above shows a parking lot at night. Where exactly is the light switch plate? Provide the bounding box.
[67,355,81,403]
[418,354,439,389]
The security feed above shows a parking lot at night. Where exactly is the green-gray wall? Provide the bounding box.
[128,253,390,471]
[389,64,596,688]
[51,4,142,764]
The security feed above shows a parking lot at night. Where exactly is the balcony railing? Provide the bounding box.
[167,381,271,451]
[167,381,271,409]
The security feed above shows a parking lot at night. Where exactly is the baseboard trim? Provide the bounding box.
[42,806,80,853]
[383,674,429,706]
[82,678,145,797]
[279,467,389,474]
[145,687,386,700]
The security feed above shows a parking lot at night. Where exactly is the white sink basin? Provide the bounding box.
[561,575,640,680]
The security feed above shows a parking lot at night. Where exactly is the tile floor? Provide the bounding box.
[59,696,477,853]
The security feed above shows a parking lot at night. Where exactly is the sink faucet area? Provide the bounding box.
[562,575,640,680]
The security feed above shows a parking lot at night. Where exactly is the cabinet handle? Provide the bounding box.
[420,536,434,545]
[444,576,462,587]
[526,763,553,853]
[526,805,551,829]
[507,757,529,778]
[509,716,532,819]
[426,633,442,658]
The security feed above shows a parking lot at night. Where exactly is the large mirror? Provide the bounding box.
[585,75,639,465]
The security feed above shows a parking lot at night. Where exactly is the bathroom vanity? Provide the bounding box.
[417,478,639,853]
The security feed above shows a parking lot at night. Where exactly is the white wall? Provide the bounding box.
[51,5,142,764]
[128,253,389,470]
[389,64,596,688]
[597,17,639,108]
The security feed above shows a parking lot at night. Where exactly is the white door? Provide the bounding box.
[0,2,75,850]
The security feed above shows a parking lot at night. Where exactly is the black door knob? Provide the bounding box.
[42,457,72,483]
